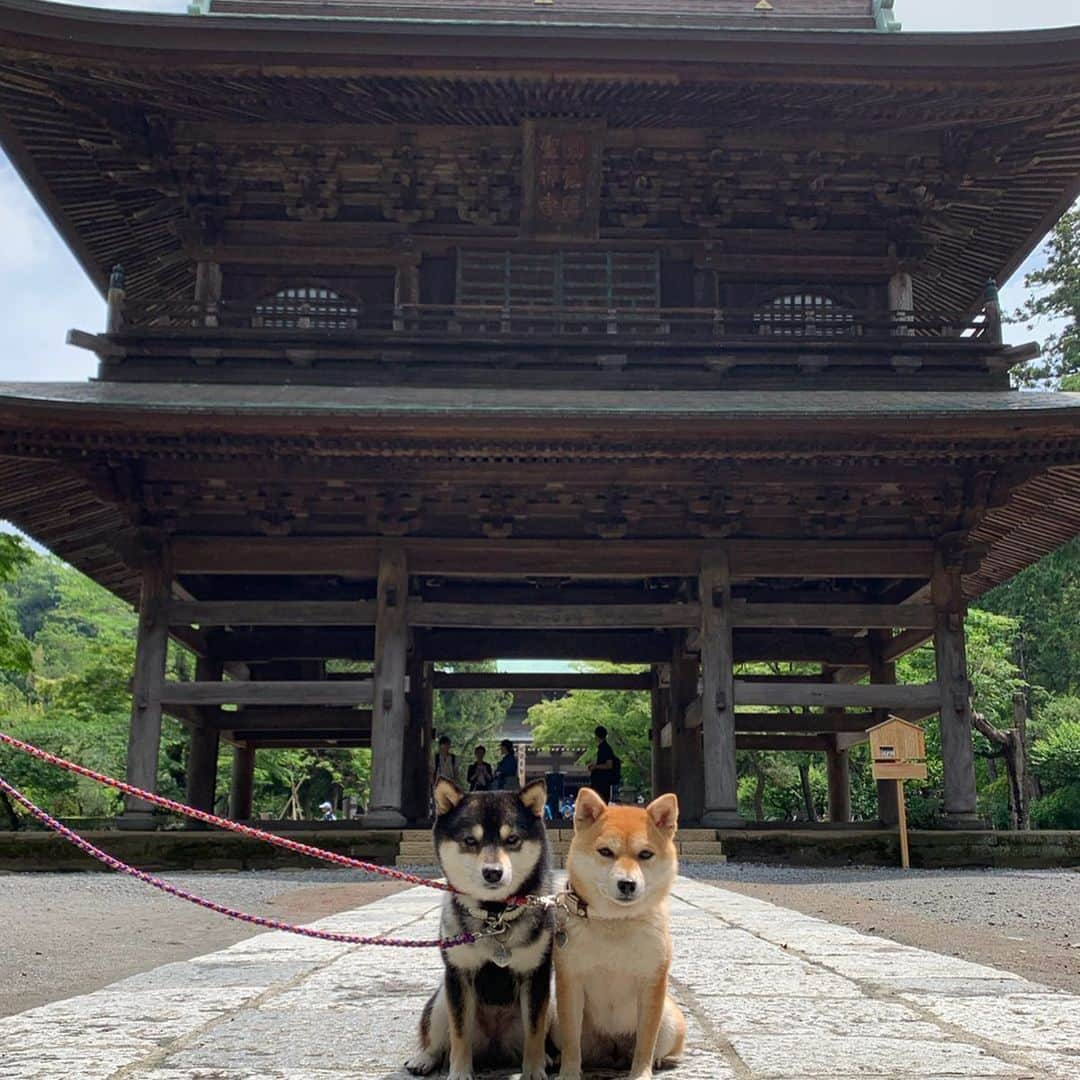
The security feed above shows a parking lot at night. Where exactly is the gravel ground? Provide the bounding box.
[3,862,1080,1019]
[0,869,409,1018]
[681,861,1080,994]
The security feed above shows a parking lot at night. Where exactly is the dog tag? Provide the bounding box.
[555,929,568,950]
[492,940,512,967]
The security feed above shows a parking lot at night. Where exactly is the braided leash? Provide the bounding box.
[0,773,473,949]
[0,730,550,948]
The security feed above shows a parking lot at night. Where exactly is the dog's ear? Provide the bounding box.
[646,793,679,836]
[519,779,547,819]
[433,778,464,817]
[574,787,606,831]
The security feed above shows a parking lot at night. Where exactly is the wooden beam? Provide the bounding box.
[170,600,377,627]
[207,629,373,662]
[206,707,372,732]
[246,738,371,749]
[732,602,935,630]
[159,681,374,707]
[432,672,651,691]
[412,601,699,630]
[733,681,941,710]
[174,598,697,630]
[419,629,672,663]
[686,710,874,733]
[727,541,934,580]
[734,712,874,733]
[171,537,935,580]
[881,627,935,663]
[736,734,834,752]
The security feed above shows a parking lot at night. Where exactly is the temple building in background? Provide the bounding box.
[0,0,1078,831]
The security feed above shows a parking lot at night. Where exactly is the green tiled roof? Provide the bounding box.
[2,383,1078,420]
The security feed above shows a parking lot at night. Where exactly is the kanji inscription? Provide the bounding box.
[522,120,602,238]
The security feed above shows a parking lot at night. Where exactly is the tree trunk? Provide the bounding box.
[752,756,766,822]
[798,761,817,822]
[0,789,21,831]
[972,711,1028,832]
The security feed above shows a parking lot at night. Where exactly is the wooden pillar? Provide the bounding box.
[185,656,222,823]
[120,547,172,827]
[402,646,432,823]
[933,551,981,828]
[826,739,852,824]
[366,542,409,827]
[229,743,256,820]
[700,548,743,828]
[650,664,673,797]
[869,629,900,826]
[669,637,703,824]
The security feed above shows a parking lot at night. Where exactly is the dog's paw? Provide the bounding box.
[446,1071,475,1080]
[521,1063,548,1080]
[404,1050,439,1076]
[556,1071,582,1080]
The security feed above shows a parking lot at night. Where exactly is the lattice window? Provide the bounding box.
[755,293,857,337]
[456,251,660,311]
[253,286,360,330]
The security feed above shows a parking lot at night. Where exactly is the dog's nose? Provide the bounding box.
[616,878,637,897]
[482,865,505,884]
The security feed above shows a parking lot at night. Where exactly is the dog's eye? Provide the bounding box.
[639,850,654,861]
[463,837,480,848]
[597,846,615,858]
[505,834,522,848]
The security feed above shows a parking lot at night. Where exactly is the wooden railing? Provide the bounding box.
[108,297,1003,346]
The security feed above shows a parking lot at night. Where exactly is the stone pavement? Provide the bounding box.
[2,877,1079,1079]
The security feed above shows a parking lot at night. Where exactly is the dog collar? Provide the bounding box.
[558,886,589,920]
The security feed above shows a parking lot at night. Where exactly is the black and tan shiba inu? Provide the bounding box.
[553,788,686,1080]
[406,778,553,1080]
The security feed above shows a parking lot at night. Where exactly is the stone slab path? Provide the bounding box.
[2,877,1079,1079]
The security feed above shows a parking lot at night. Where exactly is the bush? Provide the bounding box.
[1031,784,1080,830]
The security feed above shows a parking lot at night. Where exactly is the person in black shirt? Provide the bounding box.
[466,745,494,792]
[493,739,520,792]
[587,725,616,803]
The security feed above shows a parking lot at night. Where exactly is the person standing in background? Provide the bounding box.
[467,745,494,791]
[431,735,459,789]
[492,739,520,792]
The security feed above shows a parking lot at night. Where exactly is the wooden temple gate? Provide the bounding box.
[0,0,1079,832]
[113,534,976,829]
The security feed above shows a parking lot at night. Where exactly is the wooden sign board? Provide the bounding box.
[521,119,604,240]
[868,716,927,870]
[869,716,926,779]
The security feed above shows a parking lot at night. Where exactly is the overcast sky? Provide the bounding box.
[0,0,1075,384]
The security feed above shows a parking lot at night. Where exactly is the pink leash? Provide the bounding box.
[0,730,501,948]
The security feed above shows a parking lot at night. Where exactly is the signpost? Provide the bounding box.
[869,717,928,870]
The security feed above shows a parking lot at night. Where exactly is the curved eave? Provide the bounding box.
[0,0,1078,72]
[1,383,1079,441]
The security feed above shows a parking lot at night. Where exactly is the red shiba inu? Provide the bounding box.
[553,788,686,1080]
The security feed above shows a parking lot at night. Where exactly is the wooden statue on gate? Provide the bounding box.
[868,717,927,869]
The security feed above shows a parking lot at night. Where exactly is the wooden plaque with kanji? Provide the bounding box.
[521,119,603,239]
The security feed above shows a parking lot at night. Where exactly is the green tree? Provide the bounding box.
[1011,205,1079,386]
[432,663,513,763]
[0,534,33,675]
[526,668,651,796]
[981,538,1080,695]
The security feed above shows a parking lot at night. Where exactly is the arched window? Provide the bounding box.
[755,293,857,338]
[253,286,360,330]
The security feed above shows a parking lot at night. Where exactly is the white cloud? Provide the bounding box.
[898,0,1078,30]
